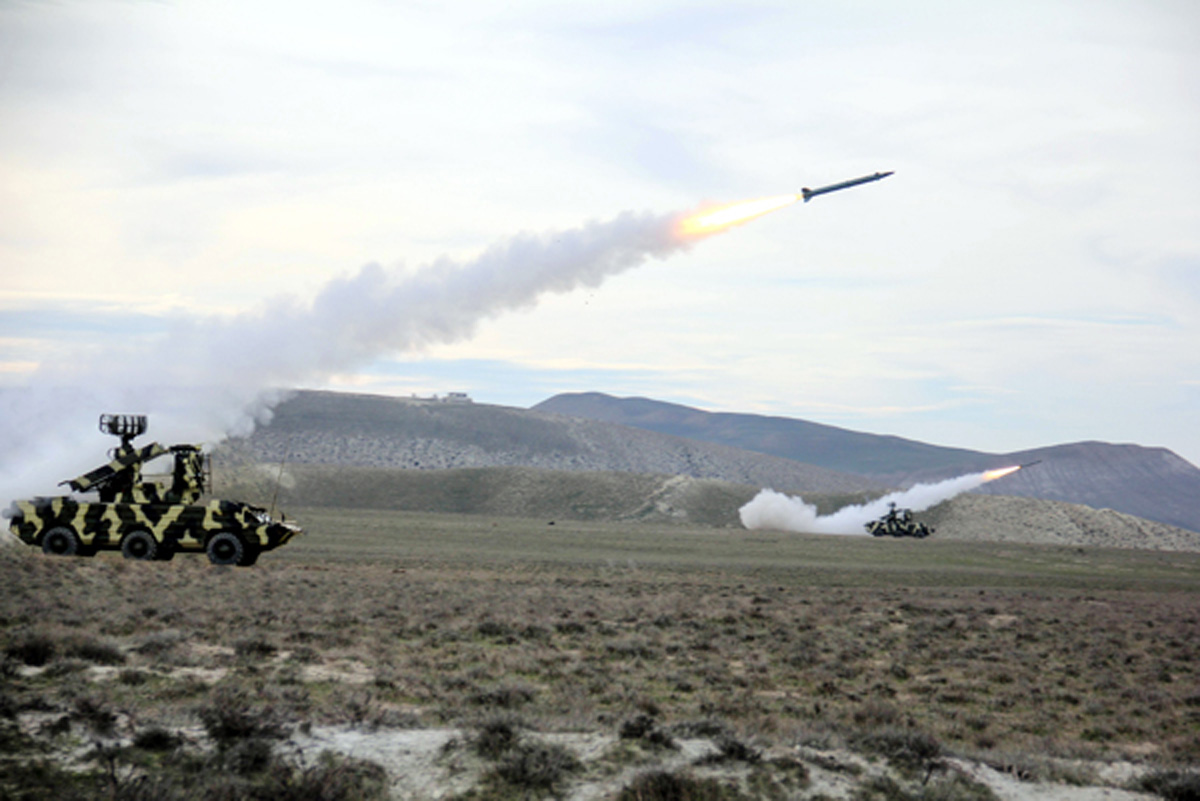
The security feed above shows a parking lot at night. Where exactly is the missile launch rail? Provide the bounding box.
[5,414,301,566]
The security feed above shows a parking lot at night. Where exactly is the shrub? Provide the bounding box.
[67,636,125,666]
[852,727,943,780]
[195,750,389,801]
[620,714,677,750]
[854,700,903,728]
[6,632,57,666]
[469,683,537,709]
[73,694,117,736]
[119,668,149,686]
[494,742,580,792]
[272,751,389,801]
[477,620,515,639]
[196,685,286,746]
[697,734,761,765]
[234,638,278,660]
[616,770,741,801]
[225,737,276,775]
[852,775,914,801]
[133,631,184,657]
[1139,770,1200,801]
[132,726,180,751]
[474,714,524,759]
[922,774,998,801]
[0,654,17,679]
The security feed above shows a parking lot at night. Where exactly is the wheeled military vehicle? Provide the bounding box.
[865,502,933,539]
[5,414,300,566]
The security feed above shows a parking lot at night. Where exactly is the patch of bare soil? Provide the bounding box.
[285,725,1164,801]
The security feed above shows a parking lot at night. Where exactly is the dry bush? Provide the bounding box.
[616,770,744,801]
[851,727,943,781]
[72,694,117,736]
[469,682,538,709]
[620,714,678,750]
[1139,770,1200,801]
[697,734,761,765]
[196,685,287,746]
[234,637,278,661]
[491,742,581,793]
[5,631,57,666]
[131,725,180,752]
[473,714,525,759]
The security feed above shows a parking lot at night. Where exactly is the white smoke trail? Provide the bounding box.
[1,208,707,501]
[739,471,1000,535]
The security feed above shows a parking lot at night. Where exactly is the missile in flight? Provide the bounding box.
[801,171,893,203]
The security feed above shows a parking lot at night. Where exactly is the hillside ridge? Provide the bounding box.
[534,392,1200,533]
[239,390,876,495]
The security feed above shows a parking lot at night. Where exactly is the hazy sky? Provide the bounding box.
[3,0,1199,467]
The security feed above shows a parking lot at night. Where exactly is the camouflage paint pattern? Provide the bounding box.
[8,496,300,556]
[864,509,933,539]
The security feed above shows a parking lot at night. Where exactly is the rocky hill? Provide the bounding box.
[534,392,1200,533]
[213,389,1200,551]
[235,390,877,495]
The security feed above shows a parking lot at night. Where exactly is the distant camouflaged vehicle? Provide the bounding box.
[6,414,300,566]
[865,502,933,539]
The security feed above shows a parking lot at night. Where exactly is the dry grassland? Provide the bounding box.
[2,510,1198,799]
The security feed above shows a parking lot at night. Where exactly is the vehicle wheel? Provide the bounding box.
[42,526,81,556]
[206,532,244,566]
[121,530,159,561]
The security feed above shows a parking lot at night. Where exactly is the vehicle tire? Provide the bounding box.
[42,526,81,556]
[206,532,244,566]
[236,544,260,568]
[121,530,159,561]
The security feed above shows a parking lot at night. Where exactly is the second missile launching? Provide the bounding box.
[801,171,893,203]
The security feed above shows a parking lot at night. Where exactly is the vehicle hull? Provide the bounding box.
[8,496,300,559]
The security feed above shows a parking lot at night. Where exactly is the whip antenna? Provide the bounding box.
[268,438,291,521]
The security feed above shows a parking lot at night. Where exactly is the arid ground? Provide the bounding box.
[2,510,1198,799]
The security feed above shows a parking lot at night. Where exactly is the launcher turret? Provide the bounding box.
[64,415,206,505]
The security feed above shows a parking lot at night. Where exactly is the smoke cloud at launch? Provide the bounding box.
[1,207,723,501]
[739,471,1004,535]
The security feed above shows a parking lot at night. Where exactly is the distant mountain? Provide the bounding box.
[534,392,1200,533]
[533,392,980,475]
[236,390,877,496]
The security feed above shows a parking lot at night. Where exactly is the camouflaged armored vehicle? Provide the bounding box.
[865,502,933,539]
[6,414,300,566]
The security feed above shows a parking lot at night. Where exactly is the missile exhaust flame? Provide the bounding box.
[677,194,799,236]
[983,465,1022,481]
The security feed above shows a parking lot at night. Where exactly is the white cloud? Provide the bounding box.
[1,0,1198,466]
